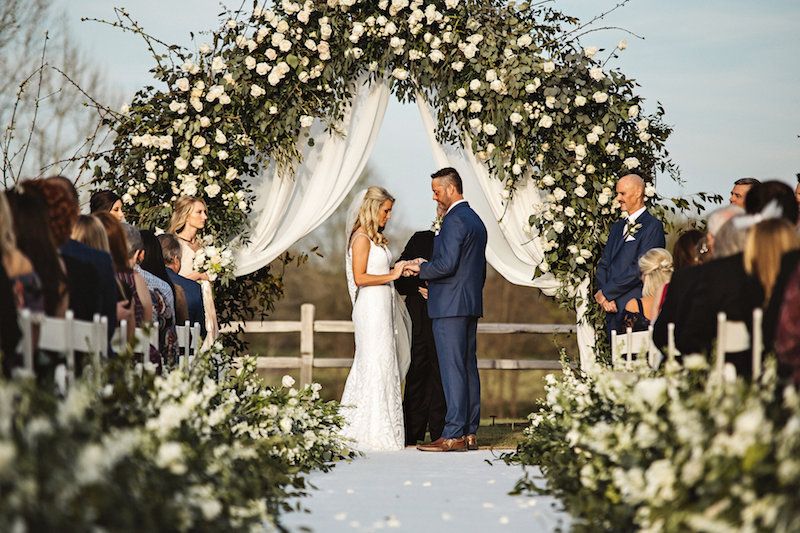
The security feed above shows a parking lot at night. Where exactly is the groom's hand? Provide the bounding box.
[405,262,421,274]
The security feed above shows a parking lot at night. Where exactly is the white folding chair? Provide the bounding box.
[18,310,107,384]
[112,320,159,366]
[176,321,202,368]
[611,325,656,369]
[715,309,763,380]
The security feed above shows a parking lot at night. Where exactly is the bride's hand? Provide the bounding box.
[391,261,406,280]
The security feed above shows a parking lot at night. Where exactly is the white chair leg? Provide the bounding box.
[752,308,763,379]
[716,312,727,378]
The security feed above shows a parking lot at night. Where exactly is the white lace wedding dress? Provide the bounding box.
[340,234,406,451]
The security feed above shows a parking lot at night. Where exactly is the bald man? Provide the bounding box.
[594,174,666,334]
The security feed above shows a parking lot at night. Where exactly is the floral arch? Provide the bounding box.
[94,0,680,364]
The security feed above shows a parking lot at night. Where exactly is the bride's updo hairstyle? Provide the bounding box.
[638,248,674,298]
[167,196,207,234]
[351,186,394,246]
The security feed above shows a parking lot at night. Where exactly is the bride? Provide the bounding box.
[341,187,412,451]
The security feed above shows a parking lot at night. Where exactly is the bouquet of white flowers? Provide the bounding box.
[192,235,235,285]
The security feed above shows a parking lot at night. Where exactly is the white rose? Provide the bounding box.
[469,79,481,91]
[483,123,497,135]
[205,183,221,198]
[538,115,553,128]
[456,88,467,98]
[553,187,567,201]
[574,144,587,159]
[565,207,576,217]
[255,62,268,76]
[429,50,445,63]
[392,68,409,80]
[192,135,206,149]
[618,39,628,50]
[628,105,640,117]
[451,61,464,72]
[624,157,640,169]
[485,69,498,82]
[245,56,256,70]
[468,118,482,130]
[211,56,227,72]
[639,131,652,142]
[191,157,203,169]
[542,61,555,73]
[510,112,523,124]
[592,125,604,135]
[250,84,265,97]
[448,101,459,112]
[586,132,599,144]
[217,150,228,160]
[605,143,619,156]
[145,160,156,172]
[225,167,239,181]
[645,183,656,197]
[542,175,555,186]
[585,164,596,174]
[490,79,504,93]
[589,66,604,81]
[517,35,532,48]
[456,98,467,110]
[574,95,587,106]
[637,119,650,132]
[300,115,314,128]
[512,163,522,175]
[592,91,609,103]
[175,157,189,171]
[575,185,587,197]
[584,46,597,58]
[553,221,565,233]
[469,101,482,113]
[214,129,227,144]
[176,78,190,92]
[198,43,211,55]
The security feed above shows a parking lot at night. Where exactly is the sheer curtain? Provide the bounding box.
[233,76,391,276]
[415,93,596,367]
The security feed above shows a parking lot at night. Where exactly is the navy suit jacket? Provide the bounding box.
[168,269,206,337]
[595,209,665,329]
[60,239,117,338]
[419,202,487,319]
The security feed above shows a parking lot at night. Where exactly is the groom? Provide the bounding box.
[407,167,487,452]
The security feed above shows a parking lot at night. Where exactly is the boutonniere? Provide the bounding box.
[624,221,642,239]
[431,216,443,234]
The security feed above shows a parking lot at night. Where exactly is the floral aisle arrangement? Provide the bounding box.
[0,352,353,532]
[503,359,800,533]
[90,0,713,338]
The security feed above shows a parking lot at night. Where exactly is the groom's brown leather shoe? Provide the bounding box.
[416,437,467,452]
[465,434,478,450]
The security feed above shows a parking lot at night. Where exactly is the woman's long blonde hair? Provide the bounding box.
[167,196,207,235]
[744,218,800,304]
[72,214,110,252]
[638,248,674,298]
[0,192,17,257]
[350,186,394,246]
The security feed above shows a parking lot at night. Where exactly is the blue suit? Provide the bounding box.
[60,239,117,341]
[595,209,665,332]
[419,201,487,439]
[168,270,206,338]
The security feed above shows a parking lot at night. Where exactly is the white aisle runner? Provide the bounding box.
[282,449,569,533]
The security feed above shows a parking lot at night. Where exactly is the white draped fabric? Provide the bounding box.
[415,93,596,368]
[233,76,391,276]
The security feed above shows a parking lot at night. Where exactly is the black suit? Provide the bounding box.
[395,230,446,444]
[653,266,703,352]
[678,253,763,376]
[1,259,22,376]
[61,239,117,340]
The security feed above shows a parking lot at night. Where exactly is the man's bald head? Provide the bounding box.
[615,174,646,214]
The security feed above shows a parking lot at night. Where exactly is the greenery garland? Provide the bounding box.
[92,0,712,342]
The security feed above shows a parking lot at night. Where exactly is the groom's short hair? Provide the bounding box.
[431,167,462,194]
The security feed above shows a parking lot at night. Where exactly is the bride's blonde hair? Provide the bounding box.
[168,196,206,235]
[350,186,394,246]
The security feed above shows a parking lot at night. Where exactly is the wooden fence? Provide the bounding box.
[221,303,576,386]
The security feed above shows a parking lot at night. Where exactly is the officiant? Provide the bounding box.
[395,207,447,446]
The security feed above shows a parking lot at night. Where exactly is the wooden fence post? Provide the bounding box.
[300,303,315,386]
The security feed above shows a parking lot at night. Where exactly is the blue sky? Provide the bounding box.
[60,0,800,232]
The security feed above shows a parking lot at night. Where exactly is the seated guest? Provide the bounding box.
[29,177,106,328]
[0,192,43,313]
[775,262,800,384]
[42,177,117,338]
[653,205,742,350]
[620,248,673,332]
[72,214,110,250]
[1,256,22,376]
[729,177,759,209]
[678,215,763,375]
[125,224,178,367]
[96,212,153,342]
[159,233,206,338]
[5,185,68,317]
[90,190,125,222]
[672,229,704,270]
[744,218,800,308]
[745,180,799,224]
[140,229,189,328]
[168,196,217,343]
